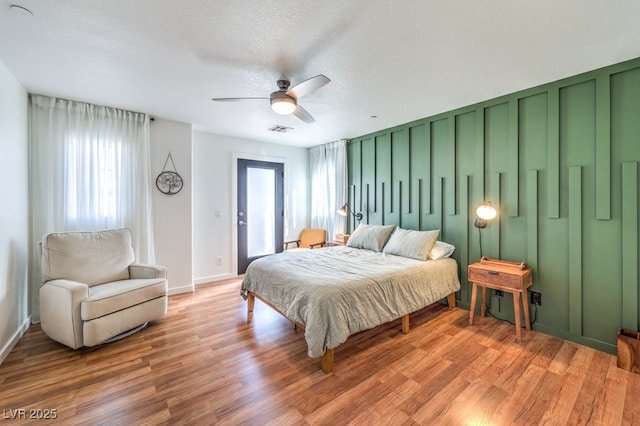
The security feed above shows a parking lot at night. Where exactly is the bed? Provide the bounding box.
[240,225,461,373]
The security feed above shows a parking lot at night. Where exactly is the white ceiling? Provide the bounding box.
[1,1,639,148]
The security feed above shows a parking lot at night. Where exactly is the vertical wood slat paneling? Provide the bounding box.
[508,99,519,217]
[490,172,501,259]
[548,88,560,218]
[476,109,485,201]
[596,75,612,220]
[425,122,432,215]
[408,130,413,216]
[349,184,357,233]
[622,162,638,330]
[414,179,423,230]
[404,182,419,230]
[361,138,375,218]
[409,124,429,226]
[461,175,470,304]
[527,169,538,275]
[408,126,419,215]
[448,117,456,215]
[348,140,362,233]
[365,183,372,224]
[437,177,445,233]
[380,182,387,224]
[389,136,394,215]
[376,134,390,221]
[569,166,583,335]
[347,141,362,226]
[393,181,402,227]
[391,129,410,226]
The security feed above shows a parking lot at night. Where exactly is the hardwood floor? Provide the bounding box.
[1,278,639,425]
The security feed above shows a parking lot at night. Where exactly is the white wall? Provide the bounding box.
[192,131,309,284]
[0,61,29,363]
[150,119,193,294]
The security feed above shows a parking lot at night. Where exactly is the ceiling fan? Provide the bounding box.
[211,74,330,124]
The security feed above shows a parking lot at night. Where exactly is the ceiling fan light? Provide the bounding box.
[271,97,296,115]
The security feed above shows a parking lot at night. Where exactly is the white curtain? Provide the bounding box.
[310,139,347,240]
[29,95,155,321]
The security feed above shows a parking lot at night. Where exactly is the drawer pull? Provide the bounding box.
[488,270,499,275]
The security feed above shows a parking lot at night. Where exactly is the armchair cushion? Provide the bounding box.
[81,278,167,321]
[284,228,327,251]
[42,228,135,286]
[299,228,327,248]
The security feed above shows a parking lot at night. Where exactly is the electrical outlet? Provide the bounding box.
[531,291,542,306]
[494,289,504,297]
[215,256,222,265]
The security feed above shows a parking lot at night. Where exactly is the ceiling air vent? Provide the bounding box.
[268,125,293,133]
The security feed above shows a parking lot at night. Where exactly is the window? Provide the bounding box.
[65,135,122,226]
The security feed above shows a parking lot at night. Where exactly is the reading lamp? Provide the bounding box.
[474,202,497,228]
[474,202,497,258]
[337,203,363,222]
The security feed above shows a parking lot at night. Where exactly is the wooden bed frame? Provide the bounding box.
[246,291,457,374]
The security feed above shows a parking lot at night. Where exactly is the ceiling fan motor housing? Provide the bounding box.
[277,79,291,91]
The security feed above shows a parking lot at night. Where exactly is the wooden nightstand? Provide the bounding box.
[326,233,350,247]
[468,260,533,342]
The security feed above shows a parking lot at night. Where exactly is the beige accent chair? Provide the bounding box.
[283,228,327,251]
[39,228,168,349]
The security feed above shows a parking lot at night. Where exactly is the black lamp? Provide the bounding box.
[337,203,363,222]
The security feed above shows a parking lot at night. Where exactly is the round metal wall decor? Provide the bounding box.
[156,153,183,195]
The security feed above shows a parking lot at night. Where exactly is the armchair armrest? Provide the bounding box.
[309,241,326,249]
[39,279,89,349]
[129,263,167,279]
[283,239,301,250]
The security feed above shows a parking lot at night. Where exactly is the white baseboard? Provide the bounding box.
[193,273,237,286]
[167,284,195,295]
[0,316,31,366]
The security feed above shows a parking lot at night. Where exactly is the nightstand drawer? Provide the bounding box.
[468,267,529,290]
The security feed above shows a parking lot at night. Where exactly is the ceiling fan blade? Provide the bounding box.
[286,74,330,99]
[211,97,269,102]
[292,104,315,123]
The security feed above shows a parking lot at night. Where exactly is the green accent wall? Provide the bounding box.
[347,57,640,354]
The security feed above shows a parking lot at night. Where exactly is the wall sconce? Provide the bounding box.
[337,203,363,222]
[473,202,497,228]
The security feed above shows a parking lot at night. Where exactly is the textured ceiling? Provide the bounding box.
[1,0,639,147]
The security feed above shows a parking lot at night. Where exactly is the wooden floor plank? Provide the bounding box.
[0,277,638,425]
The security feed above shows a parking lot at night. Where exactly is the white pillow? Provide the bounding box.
[346,224,396,252]
[428,240,456,260]
[382,228,439,261]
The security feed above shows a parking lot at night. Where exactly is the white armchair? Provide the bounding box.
[39,228,168,349]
